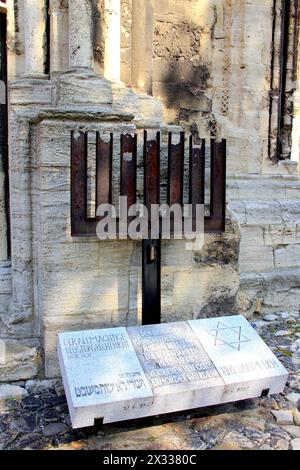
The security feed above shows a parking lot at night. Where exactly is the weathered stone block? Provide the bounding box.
[239,268,300,315]
[0,340,39,382]
[275,245,300,269]
[239,227,274,272]
[54,71,112,108]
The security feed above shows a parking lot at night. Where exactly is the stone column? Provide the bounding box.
[49,0,69,76]
[24,0,47,76]
[55,0,112,107]
[131,0,154,95]
[104,0,121,81]
[69,0,93,70]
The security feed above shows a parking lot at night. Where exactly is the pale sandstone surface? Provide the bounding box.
[0,0,299,382]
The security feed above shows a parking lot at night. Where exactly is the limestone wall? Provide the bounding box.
[0,1,300,381]
[148,0,294,175]
[3,0,300,173]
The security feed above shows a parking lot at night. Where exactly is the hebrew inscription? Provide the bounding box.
[58,316,288,428]
[58,327,153,407]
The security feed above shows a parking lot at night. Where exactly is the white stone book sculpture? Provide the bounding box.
[57,315,288,429]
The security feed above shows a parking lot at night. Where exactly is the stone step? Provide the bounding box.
[230,200,300,227]
[228,175,300,201]
[238,268,300,316]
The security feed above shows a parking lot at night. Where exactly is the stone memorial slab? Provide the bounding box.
[58,316,288,429]
[58,327,153,428]
[188,315,288,403]
[127,323,225,416]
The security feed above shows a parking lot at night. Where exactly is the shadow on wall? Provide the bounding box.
[155,62,211,119]
[152,19,212,127]
[92,0,104,74]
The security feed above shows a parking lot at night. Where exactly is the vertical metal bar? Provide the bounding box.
[292,1,299,85]
[120,134,137,208]
[277,0,291,159]
[143,131,161,325]
[71,131,88,236]
[45,0,50,75]
[189,136,205,206]
[142,239,161,325]
[144,131,160,209]
[210,139,226,232]
[168,132,185,206]
[96,132,113,209]
[268,0,278,161]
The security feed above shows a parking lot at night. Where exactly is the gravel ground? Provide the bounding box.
[0,312,300,451]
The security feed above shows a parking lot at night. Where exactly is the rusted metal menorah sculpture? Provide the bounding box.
[71,131,226,326]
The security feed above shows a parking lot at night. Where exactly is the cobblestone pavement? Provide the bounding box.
[0,312,300,451]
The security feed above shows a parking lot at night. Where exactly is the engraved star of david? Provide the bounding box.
[207,321,251,351]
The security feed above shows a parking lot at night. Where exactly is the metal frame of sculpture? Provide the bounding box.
[71,131,226,325]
